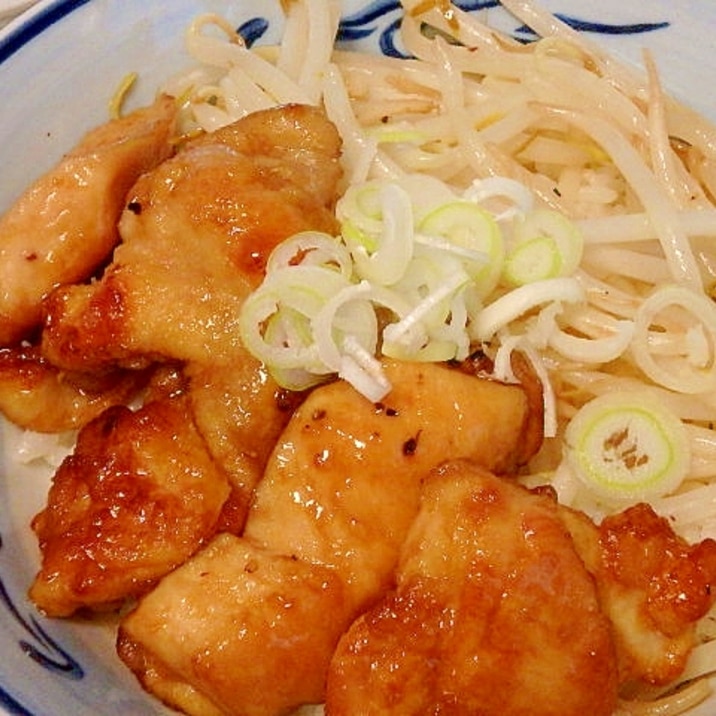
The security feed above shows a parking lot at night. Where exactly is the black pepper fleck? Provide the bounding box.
[374,402,399,417]
[127,200,142,215]
[275,388,301,413]
[402,431,421,456]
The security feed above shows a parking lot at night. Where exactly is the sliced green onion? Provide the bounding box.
[462,176,535,221]
[339,335,391,402]
[340,182,414,285]
[336,181,383,253]
[389,249,458,307]
[473,277,585,342]
[418,200,504,296]
[504,236,562,286]
[631,284,716,394]
[564,391,691,504]
[266,230,353,278]
[547,319,634,364]
[382,271,470,361]
[238,172,587,402]
[503,209,583,287]
[267,362,328,393]
[394,173,458,223]
[311,281,377,372]
[238,266,351,376]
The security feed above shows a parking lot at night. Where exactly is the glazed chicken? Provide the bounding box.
[29,392,230,618]
[561,502,716,687]
[22,103,344,617]
[326,463,716,715]
[326,460,619,716]
[0,95,176,428]
[118,533,352,716]
[0,345,150,433]
[184,355,306,534]
[243,358,539,608]
[0,103,339,433]
[5,94,714,716]
[40,103,342,372]
[117,359,542,716]
[0,95,176,345]
[118,378,716,716]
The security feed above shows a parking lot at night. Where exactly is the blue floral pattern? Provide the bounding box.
[0,533,84,714]
[237,1,669,57]
[340,1,670,56]
[0,568,82,679]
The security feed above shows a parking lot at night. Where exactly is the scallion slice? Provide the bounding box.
[564,391,691,504]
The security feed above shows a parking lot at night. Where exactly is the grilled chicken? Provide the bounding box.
[327,463,716,714]
[245,359,537,608]
[40,104,341,372]
[326,461,619,716]
[0,95,176,345]
[561,502,716,687]
[117,361,542,716]
[29,393,230,617]
[185,355,306,535]
[16,95,714,716]
[27,104,343,616]
[0,345,150,432]
[118,534,351,716]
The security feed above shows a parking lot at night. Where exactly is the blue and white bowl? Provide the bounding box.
[1,1,715,714]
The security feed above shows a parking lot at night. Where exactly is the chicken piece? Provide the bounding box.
[118,534,351,716]
[140,361,187,403]
[29,393,230,617]
[457,348,545,467]
[0,95,176,345]
[560,503,716,687]
[41,104,342,372]
[245,358,540,609]
[185,353,306,534]
[326,460,619,716]
[0,344,150,432]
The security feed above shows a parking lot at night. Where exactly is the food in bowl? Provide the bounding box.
[2,1,716,714]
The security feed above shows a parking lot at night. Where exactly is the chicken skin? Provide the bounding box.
[41,104,342,372]
[326,461,619,716]
[0,95,176,345]
[29,393,230,617]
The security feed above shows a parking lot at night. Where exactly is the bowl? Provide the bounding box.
[1,1,716,714]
